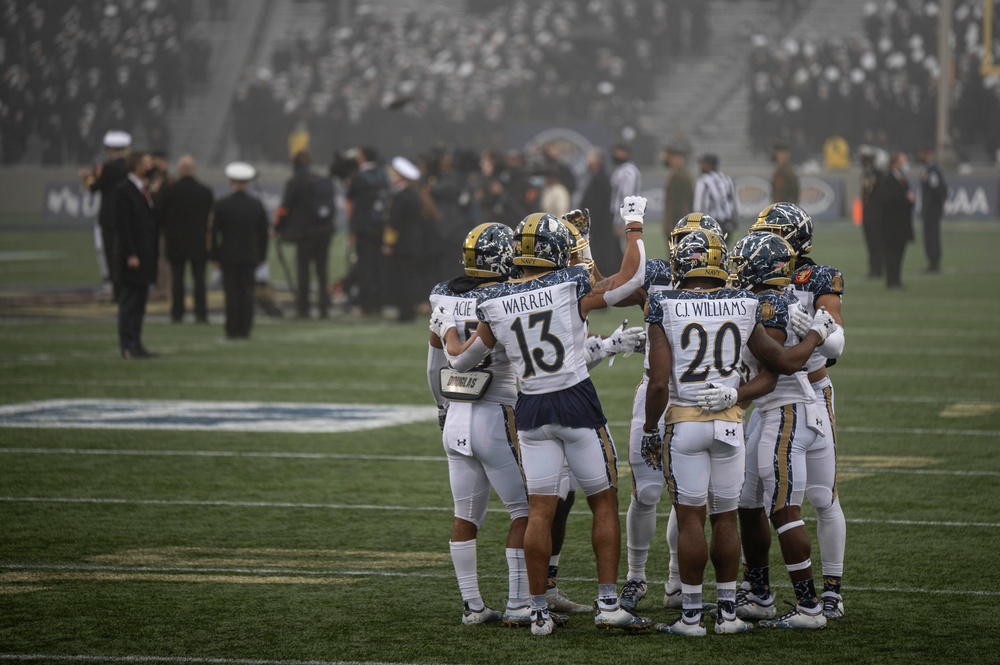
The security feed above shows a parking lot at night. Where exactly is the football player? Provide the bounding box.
[434,198,652,635]
[752,203,848,620]
[712,230,830,629]
[427,222,533,627]
[615,213,728,613]
[642,229,835,637]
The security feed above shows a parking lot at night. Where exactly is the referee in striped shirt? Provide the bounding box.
[693,153,738,238]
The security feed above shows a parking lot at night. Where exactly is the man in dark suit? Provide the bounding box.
[860,150,885,279]
[212,162,270,339]
[917,146,947,273]
[80,130,131,301]
[160,155,214,323]
[580,148,620,274]
[275,150,334,319]
[115,151,159,358]
[382,156,437,323]
[878,151,915,290]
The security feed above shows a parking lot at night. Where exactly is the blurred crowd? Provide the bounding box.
[0,0,211,165]
[232,0,685,163]
[749,0,1000,163]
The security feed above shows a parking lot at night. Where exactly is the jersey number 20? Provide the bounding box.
[679,321,741,383]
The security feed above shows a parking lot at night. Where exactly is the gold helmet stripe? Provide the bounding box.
[463,223,492,272]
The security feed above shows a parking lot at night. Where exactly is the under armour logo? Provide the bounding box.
[815,419,823,427]
[725,428,736,437]
[628,202,636,212]
[457,438,467,447]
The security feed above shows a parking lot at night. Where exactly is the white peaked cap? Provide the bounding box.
[103,130,132,148]
[391,156,420,181]
[224,161,256,181]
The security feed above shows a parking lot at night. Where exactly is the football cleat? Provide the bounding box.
[729,231,796,289]
[654,611,706,637]
[530,609,555,636]
[822,593,845,620]
[462,222,516,279]
[734,590,777,620]
[462,603,501,626]
[503,604,568,628]
[546,586,592,613]
[758,601,827,630]
[714,600,754,634]
[619,579,647,612]
[671,229,730,284]
[663,585,682,609]
[593,603,652,631]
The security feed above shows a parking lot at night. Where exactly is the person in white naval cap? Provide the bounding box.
[80,130,132,302]
[211,162,270,339]
[382,156,438,322]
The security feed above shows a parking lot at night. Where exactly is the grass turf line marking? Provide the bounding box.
[4,448,998,477]
[0,655,451,665]
[606,421,1000,437]
[3,497,998,527]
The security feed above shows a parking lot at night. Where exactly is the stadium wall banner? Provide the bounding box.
[43,182,286,221]
[733,175,846,220]
[40,175,1000,222]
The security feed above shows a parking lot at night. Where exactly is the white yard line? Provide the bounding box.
[2,497,998,528]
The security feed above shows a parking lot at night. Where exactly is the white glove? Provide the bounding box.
[603,326,646,358]
[696,382,738,411]
[809,306,838,344]
[429,305,457,339]
[620,195,647,224]
[584,335,607,366]
[790,305,812,340]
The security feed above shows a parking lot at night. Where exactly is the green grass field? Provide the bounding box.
[1,220,999,665]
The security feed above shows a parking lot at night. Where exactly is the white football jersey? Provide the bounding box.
[476,266,591,395]
[786,258,845,374]
[744,289,815,411]
[646,287,759,407]
[430,283,517,405]
[641,258,674,372]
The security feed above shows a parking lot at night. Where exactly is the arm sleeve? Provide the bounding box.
[427,344,448,407]
[116,190,136,258]
[446,336,490,372]
[601,239,646,307]
[818,324,845,359]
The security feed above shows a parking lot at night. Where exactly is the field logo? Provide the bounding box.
[0,399,436,433]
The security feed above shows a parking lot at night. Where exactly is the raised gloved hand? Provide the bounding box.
[620,195,647,224]
[429,305,457,339]
[790,305,812,340]
[562,208,591,237]
[603,326,646,358]
[808,306,837,344]
[437,405,448,431]
[696,382,738,411]
[640,427,663,471]
[583,335,607,366]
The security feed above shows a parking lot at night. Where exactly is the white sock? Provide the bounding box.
[816,497,846,577]
[549,552,561,567]
[505,547,529,605]
[666,506,680,591]
[450,540,482,608]
[626,497,657,581]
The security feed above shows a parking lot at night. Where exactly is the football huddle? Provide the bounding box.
[426,197,846,637]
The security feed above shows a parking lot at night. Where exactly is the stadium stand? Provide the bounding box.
[0,0,211,165]
[230,0,676,162]
[747,0,1000,162]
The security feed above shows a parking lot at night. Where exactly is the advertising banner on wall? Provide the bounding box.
[42,182,285,222]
